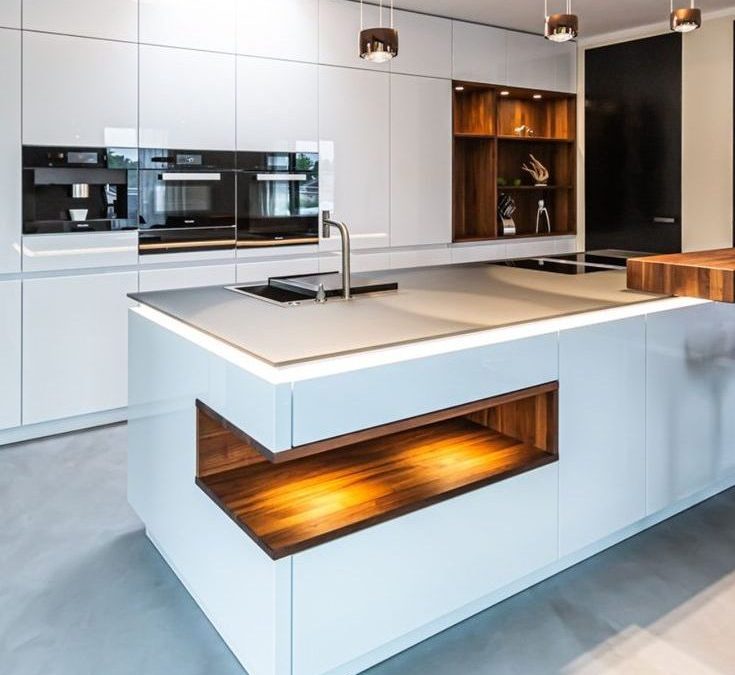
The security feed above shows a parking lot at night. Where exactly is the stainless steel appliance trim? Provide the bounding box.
[255,173,308,181]
[160,172,222,181]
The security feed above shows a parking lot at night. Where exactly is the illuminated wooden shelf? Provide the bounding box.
[195,383,559,559]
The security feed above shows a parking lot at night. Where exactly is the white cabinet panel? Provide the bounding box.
[0,280,20,430]
[236,57,317,152]
[23,271,138,424]
[319,250,390,274]
[452,21,507,85]
[646,303,735,514]
[0,28,20,274]
[319,0,389,71]
[559,317,646,556]
[450,241,507,264]
[0,0,19,28]
[319,66,389,250]
[293,464,558,675]
[236,257,319,284]
[506,31,575,93]
[140,0,236,53]
[237,0,318,62]
[390,246,451,270]
[140,46,236,150]
[23,33,137,147]
[22,232,138,273]
[139,264,236,292]
[391,9,451,79]
[390,74,451,247]
[23,0,138,42]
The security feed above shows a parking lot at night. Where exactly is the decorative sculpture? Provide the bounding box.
[522,154,550,186]
[514,124,535,137]
[536,199,551,234]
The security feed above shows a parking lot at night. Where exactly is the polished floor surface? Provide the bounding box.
[2,423,735,675]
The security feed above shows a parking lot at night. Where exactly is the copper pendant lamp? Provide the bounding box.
[544,0,579,43]
[359,0,399,63]
[670,0,702,33]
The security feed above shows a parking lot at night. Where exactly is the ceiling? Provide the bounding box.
[391,1,735,37]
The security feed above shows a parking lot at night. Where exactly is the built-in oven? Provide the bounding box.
[22,146,138,234]
[138,149,237,255]
[236,151,319,248]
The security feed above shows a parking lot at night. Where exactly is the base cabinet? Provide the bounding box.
[291,464,558,675]
[0,280,21,430]
[646,303,735,514]
[139,264,236,292]
[558,317,646,556]
[22,271,138,425]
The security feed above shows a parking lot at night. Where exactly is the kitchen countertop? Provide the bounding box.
[130,263,664,366]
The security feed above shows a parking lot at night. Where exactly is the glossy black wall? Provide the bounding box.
[585,33,682,253]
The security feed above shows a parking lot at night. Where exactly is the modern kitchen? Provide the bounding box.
[3,1,735,674]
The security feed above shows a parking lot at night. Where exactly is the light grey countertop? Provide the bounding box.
[130,263,663,366]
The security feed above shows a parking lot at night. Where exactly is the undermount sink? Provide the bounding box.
[228,272,398,306]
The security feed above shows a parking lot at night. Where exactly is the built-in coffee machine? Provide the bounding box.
[22,146,138,234]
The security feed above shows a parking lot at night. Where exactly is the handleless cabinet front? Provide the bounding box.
[237,57,318,152]
[390,74,451,247]
[506,32,577,93]
[0,27,20,274]
[452,21,507,85]
[0,280,21,431]
[22,271,138,425]
[319,65,390,250]
[22,0,138,42]
[139,46,236,151]
[390,9,452,78]
[0,0,19,28]
[23,32,137,147]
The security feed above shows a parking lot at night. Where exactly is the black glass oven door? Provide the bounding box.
[237,172,319,246]
[139,170,235,229]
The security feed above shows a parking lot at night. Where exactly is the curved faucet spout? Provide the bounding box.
[321,210,352,300]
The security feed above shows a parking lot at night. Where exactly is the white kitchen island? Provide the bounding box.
[127,263,735,675]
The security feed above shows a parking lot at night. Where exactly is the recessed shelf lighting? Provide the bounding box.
[500,90,510,96]
[455,85,465,92]
[533,94,543,99]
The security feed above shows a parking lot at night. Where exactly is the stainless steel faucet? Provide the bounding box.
[321,210,352,300]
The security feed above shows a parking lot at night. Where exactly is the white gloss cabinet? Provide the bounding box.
[646,303,735,514]
[506,32,577,93]
[0,0,19,28]
[139,264,236,292]
[236,57,318,152]
[319,66,390,250]
[0,28,20,274]
[23,33,138,147]
[140,0,236,53]
[558,317,647,557]
[139,46,236,151]
[0,280,21,431]
[22,271,138,425]
[237,0,318,63]
[452,21,507,85]
[319,0,389,71]
[390,74,451,247]
[390,10,452,79]
[23,0,138,42]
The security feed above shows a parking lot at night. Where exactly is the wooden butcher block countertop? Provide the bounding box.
[627,248,735,302]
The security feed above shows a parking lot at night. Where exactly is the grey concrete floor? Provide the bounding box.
[2,424,735,675]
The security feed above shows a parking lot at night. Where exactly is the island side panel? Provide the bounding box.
[128,309,292,675]
[646,302,735,514]
[290,333,558,446]
[291,464,559,675]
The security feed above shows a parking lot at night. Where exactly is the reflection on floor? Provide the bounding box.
[2,423,735,675]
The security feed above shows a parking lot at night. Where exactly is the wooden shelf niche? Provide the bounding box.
[453,82,577,241]
[195,383,559,560]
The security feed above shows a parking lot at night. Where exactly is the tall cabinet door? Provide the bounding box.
[390,74,451,247]
[452,21,507,85]
[0,27,20,274]
[22,271,138,425]
[559,317,646,556]
[319,66,390,250]
[0,280,20,431]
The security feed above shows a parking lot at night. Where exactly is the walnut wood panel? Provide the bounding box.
[453,137,497,240]
[453,84,496,136]
[497,97,574,140]
[196,384,559,559]
[627,249,735,302]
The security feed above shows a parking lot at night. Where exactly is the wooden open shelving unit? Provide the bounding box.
[195,383,559,559]
[453,83,577,242]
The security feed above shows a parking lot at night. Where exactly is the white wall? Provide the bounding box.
[576,11,735,253]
